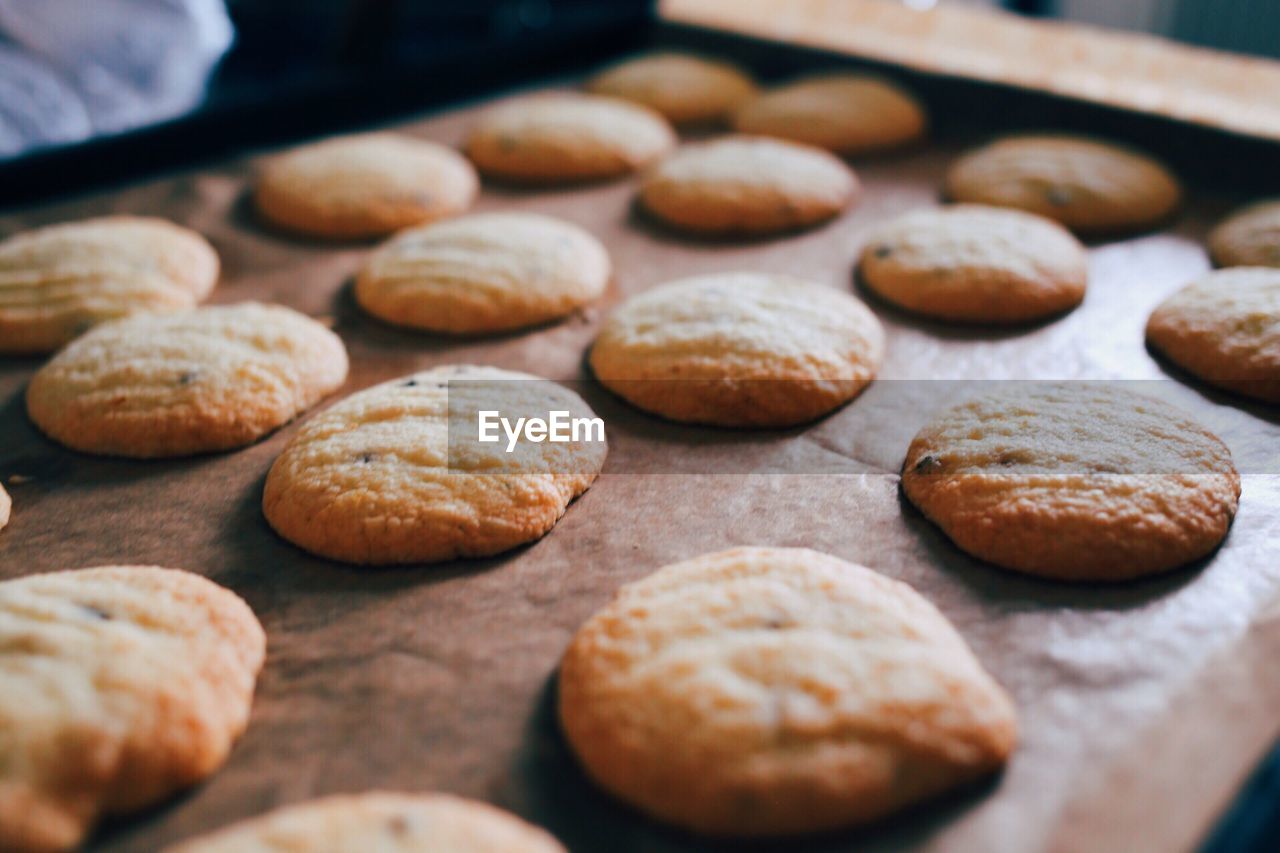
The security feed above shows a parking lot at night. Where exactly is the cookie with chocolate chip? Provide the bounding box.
[27,302,348,458]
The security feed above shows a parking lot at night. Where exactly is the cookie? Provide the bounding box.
[586,52,757,126]
[465,93,676,184]
[901,383,1240,581]
[944,135,1181,235]
[559,546,1017,837]
[0,484,8,532]
[255,133,479,239]
[0,216,219,354]
[1208,200,1280,268]
[638,136,858,236]
[262,365,606,565]
[356,212,610,335]
[27,302,349,458]
[0,566,265,852]
[858,204,1088,323]
[731,74,926,156]
[589,272,883,427]
[165,792,565,853]
[1146,267,1280,403]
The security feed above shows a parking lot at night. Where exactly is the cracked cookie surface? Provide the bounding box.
[356,212,610,334]
[27,302,348,458]
[944,135,1181,235]
[639,136,858,236]
[255,133,479,239]
[165,791,565,853]
[902,383,1240,580]
[586,52,757,126]
[262,365,606,565]
[590,272,883,427]
[858,204,1087,323]
[465,93,675,184]
[732,74,926,155]
[558,546,1017,837]
[0,216,218,354]
[1146,267,1280,403]
[0,566,265,852]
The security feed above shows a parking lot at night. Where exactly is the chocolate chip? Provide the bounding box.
[177,371,198,386]
[913,455,943,474]
[402,379,419,387]
[79,604,111,620]
[873,244,893,259]
[357,453,377,464]
[1046,186,1073,206]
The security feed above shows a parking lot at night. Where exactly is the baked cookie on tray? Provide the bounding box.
[0,566,265,852]
[559,546,1017,837]
[0,215,218,354]
[465,93,676,184]
[586,52,757,126]
[1208,200,1280,268]
[638,136,858,237]
[732,73,926,156]
[164,792,565,853]
[255,132,479,240]
[356,212,610,334]
[1146,267,1280,403]
[589,272,883,427]
[858,204,1088,324]
[901,383,1240,581]
[262,365,606,565]
[27,302,348,458]
[944,135,1181,236]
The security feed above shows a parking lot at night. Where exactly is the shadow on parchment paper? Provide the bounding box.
[896,485,1213,611]
[851,267,1076,343]
[226,188,386,249]
[0,388,240,491]
[332,276,600,358]
[625,194,849,249]
[1144,339,1280,428]
[214,469,544,616]
[502,674,1002,853]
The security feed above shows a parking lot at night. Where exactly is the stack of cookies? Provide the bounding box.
[0,44,1274,852]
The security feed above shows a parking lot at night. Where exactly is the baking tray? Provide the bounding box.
[2,19,1279,853]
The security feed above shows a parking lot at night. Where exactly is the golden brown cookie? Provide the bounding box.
[944,135,1181,235]
[901,383,1240,581]
[355,212,610,334]
[465,93,676,184]
[1146,267,1280,403]
[858,204,1088,323]
[638,136,858,236]
[0,566,265,852]
[590,272,883,427]
[27,302,349,458]
[731,74,926,156]
[255,133,479,239]
[559,546,1017,837]
[164,792,565,853]
[263,365,607,565]
[1208,200,1280,268]
[586,52,757,126]
[0,216,219,355]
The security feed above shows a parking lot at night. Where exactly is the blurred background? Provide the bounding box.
[0,0,1276,205]
[2,0,1278,164]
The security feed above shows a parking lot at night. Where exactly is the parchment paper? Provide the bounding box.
[1,82,1279,853]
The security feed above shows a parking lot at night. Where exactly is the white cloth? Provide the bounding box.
[0,0,232,157]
